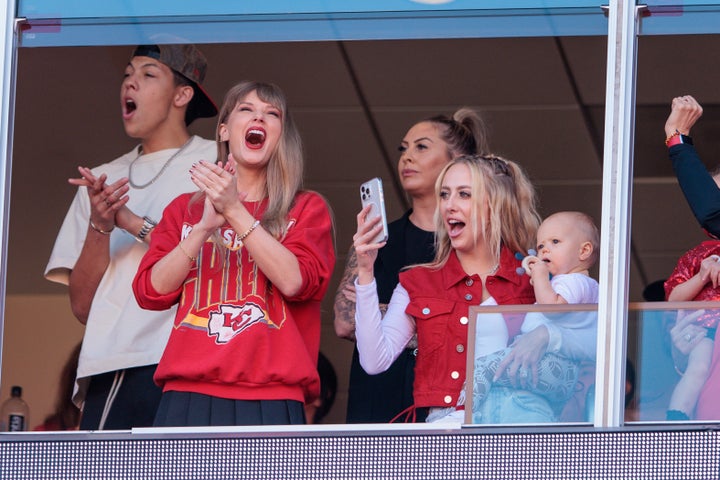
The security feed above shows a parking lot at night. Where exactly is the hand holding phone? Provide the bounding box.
[360,177,389,244]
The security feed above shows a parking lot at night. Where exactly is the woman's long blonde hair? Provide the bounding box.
[428,154,540,269]
[215,80,304,239]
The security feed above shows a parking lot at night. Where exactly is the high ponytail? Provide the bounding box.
[452,107,490,155]
[425,107,489,158]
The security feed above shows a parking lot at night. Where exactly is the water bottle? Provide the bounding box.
[1,386,30,431]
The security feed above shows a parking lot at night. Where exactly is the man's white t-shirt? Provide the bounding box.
[45,136,216,405]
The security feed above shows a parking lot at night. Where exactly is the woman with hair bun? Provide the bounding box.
[334,108,488,423]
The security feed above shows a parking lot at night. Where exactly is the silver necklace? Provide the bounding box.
[483,263,500,276]
[128,137,193,189]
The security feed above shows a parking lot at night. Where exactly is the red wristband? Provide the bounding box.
[666,134,682,147]
[665,130,681,147]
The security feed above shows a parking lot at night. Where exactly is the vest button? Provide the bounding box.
[460,316,468,325]
[464,293,473,301]
[451,371,460,379]
[444,395,453,404]
[456,344,465,353]
[465,278,474,287]
[422,307,430,315]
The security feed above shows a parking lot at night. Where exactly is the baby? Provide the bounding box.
[471,211,600,415]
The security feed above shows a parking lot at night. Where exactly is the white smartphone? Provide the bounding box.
[360,177,389,244]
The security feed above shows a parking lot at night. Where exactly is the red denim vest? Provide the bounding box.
[400,247,535,408]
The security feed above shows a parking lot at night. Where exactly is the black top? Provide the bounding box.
[345,210,435,423]
[374,210,436,302]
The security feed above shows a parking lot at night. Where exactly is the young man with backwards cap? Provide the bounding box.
[45,44,218,430]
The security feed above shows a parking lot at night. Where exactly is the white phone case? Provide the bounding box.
[360,177,389,244]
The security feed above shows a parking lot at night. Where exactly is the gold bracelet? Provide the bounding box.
[177,242,197,263]
[238,219,261,242]
[89,220,114,235]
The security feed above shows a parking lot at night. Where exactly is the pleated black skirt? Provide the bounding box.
[153,391,306,427]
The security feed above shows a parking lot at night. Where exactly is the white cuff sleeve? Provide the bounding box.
[354,279,414,374]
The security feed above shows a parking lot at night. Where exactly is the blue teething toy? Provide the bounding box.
[515,249,537,276]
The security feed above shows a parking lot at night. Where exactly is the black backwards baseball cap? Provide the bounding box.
[132,44,218,125]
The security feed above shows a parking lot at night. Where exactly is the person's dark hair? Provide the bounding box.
[40,342,81,430]
[171,71,192,88]
[424,107,490,158]
[643,279,666,302]
[168,72,200,126]
[312,352,338,424]
[625,359,636,408]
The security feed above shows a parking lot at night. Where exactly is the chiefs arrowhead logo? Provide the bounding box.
[207,302,267,344]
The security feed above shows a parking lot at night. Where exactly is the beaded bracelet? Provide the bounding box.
[89,220,114,235]
[239,220,261,242]
[666,132,693,148]
[664,129,681,146]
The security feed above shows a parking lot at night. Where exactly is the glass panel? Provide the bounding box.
[8,0,612,428]
[641,4,720,35]
[628,302,720,422]
[18,1,605,19]
[8,33,607,427]
[18,6,608,47]
[466,305,597,425]
[631,31,720,425]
